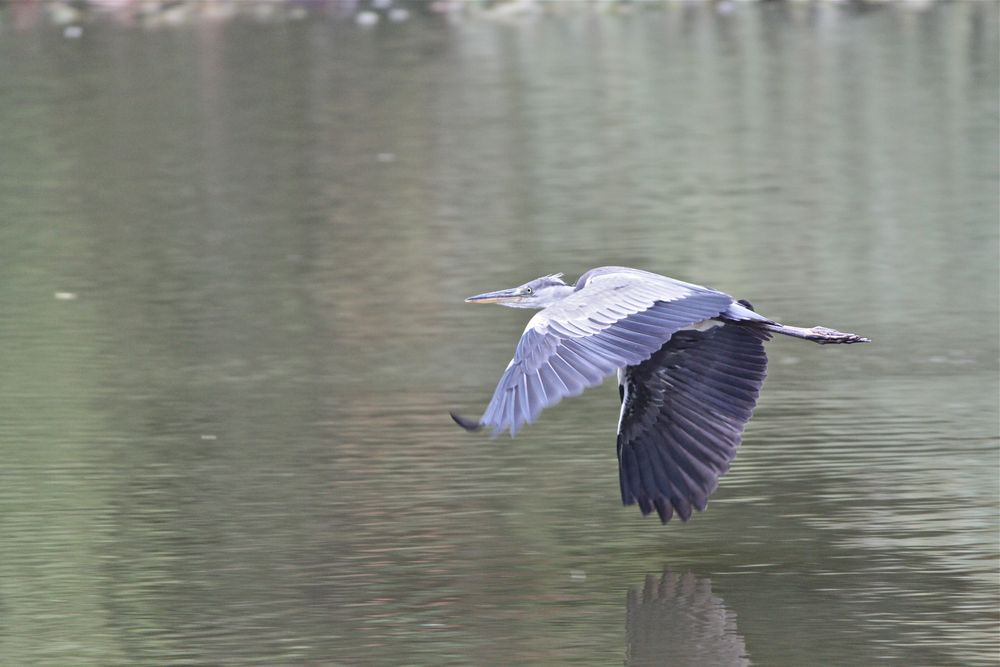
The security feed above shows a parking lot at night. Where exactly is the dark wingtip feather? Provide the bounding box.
[450,412,483,432]
[653,498,673,524]
[673,498,693,522]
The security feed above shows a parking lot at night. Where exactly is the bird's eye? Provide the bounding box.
[524,287,533,295]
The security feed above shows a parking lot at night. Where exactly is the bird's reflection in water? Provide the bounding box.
[626,570,749,667]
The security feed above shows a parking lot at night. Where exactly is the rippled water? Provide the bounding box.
[0,2,997,665]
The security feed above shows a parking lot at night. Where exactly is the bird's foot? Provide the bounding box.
[811,327,871,344]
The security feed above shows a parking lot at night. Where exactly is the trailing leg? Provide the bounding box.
[724,300,870,344]
[760,322,870,344]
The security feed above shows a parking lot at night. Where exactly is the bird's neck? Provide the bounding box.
[544,285,576,306]
[554,285,576,299]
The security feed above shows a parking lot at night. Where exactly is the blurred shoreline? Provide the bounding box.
[1,0,953,32]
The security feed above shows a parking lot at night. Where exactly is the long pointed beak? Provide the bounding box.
[465,287,522,304]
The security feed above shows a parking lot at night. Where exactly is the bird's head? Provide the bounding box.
[465,273,572,309]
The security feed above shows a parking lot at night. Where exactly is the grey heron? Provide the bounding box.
[451,266,869,524]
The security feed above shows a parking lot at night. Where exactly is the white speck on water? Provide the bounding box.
[200,434,218,441]
[779,356,800,365]
[569,569,586,581]
[355,11,380,26]
[376,152,396,162]
[388,8,410,22]
[54,291,78,300]
[63,25,84,39]
[49,4,80,25]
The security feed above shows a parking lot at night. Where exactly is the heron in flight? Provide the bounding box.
[451,266,869,524]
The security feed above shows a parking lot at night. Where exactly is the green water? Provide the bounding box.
[0,3,997,665]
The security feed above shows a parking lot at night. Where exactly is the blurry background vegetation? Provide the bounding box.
[1,0,963,31]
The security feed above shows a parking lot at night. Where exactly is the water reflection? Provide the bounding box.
[626,570,749,667]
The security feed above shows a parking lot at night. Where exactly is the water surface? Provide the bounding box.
[0,3,997,665]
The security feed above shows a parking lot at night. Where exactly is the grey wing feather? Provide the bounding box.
[617,323,769,523]
[478,268,734,436]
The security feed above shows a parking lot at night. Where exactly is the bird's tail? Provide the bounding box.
[760,322,870,345]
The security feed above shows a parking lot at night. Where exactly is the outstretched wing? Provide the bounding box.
[477,268,734,436]
[617,322,769,523]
